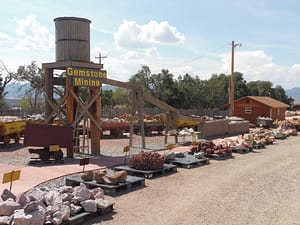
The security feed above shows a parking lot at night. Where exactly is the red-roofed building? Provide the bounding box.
[233,96,289,124]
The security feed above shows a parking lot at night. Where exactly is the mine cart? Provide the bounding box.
[0,118,27,144]
[24,123,74,161]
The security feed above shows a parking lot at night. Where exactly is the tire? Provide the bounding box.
[53,150,63,161]
[40,150,50,161]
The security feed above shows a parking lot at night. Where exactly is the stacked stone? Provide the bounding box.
[0,183,112,225]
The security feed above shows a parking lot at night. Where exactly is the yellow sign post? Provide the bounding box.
[123,146,130,165]
[2,170,21,191]
[49,145,60,152]
[167,144,175,150]
[79,158,90,172]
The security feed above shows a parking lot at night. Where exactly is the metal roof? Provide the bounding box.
[242,96,289,108]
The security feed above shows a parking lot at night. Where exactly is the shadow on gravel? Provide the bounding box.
[82,210,116,225]
[0,143,24,152]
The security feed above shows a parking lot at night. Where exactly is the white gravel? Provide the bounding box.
[85,135,300,225]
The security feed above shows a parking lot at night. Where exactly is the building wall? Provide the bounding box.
[234,97,286,124]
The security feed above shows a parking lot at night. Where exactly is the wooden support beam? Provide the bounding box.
[70,89,102,132]
[89,86,101,155]
[44,93,67,125]
[44,67,53,122]
[137,90,145,149]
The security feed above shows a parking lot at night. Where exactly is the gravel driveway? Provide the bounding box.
[85,135,300,225]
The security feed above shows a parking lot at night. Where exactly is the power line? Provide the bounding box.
[179,43,229,66]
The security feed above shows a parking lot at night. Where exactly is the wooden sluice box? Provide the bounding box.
[24,123,74,162]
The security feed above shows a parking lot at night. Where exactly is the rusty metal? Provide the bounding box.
[24,123,73,158]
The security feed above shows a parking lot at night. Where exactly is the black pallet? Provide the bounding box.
[28,158,64,165]
[232,148,250,154]
[114,164,177,179]
[66,175,145,196]
[60,203,114,225]
[206,152,232,160]
[252,144,265,149]
[166,154,210,169]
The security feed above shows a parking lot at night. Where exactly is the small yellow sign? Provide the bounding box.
[167,144,174,150]
[49,145,60,152]
[192,141,197,146]
[2,170,21,184]
[123,146,130,153]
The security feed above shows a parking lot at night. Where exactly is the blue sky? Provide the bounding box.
[1,0,300,90]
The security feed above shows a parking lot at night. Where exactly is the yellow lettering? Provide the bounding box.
[74,69,78,76]
[74,77,82,86]
[86,70,90,77]
[67,67,73,76]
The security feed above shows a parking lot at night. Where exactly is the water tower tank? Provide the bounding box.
[54,17,91,62]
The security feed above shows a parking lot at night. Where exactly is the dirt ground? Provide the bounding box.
[85,135,300,225]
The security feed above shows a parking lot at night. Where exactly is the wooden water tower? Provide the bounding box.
[42,17,104,158]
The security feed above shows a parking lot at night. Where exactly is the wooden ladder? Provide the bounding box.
[73,108,90,154]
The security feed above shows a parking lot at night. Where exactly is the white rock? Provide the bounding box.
[72,184,91,203]
[0,199,21,216]
[96,199,111,209]
[81,199,97,212]
[0,215,12,225]
[90,187,104,200]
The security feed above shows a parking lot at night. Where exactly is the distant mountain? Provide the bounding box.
[4,83,116,99]
[285,87,300,104]
[5,83,29,99]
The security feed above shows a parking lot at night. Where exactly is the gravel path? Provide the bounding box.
[85,135,300,225]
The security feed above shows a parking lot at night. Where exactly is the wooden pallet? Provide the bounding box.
[232,148,250,154]
[206,152,232,160]
[113,164,177,179]
[166,154,210,169]
[61,203,114,225]
[66,175,145,196]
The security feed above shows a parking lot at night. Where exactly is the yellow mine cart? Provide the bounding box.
[0,119,27,144]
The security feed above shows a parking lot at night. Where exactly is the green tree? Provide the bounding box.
[112,87,130,107]
[151,69,178,107]
[129,65,153,93]
[272,85,289,103]
[0,62,13,109]
[12,61,44,111]
[102,89,113,107]
[232,72,248,100]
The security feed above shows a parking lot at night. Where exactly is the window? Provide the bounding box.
[245,106,252,113]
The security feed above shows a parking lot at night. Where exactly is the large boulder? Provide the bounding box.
[0,216,12,225]
[1,189,16,202]
[0,198,21,216]
[72,184,91,203]
[90,187,104,200]
[80,200,97,213]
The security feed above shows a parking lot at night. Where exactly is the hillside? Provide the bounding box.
[285,87,300,104]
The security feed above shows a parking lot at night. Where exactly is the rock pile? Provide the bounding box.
[0,183,112,225]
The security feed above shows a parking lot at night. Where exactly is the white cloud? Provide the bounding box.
[144,47,159,57]
[120,51,140,60]
[0,32,8,42]
[114,20,185,49]
[219,50,300,89]
[14,14,54,50]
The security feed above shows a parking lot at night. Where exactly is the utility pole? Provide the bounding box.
[95,52,107,65]
[229,40,241,117]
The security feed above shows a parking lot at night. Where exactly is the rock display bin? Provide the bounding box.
[0,184,113,225]
[202,119,229,138]
[228,120,249,135]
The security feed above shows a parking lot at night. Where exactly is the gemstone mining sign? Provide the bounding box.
[67,67,107,87]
